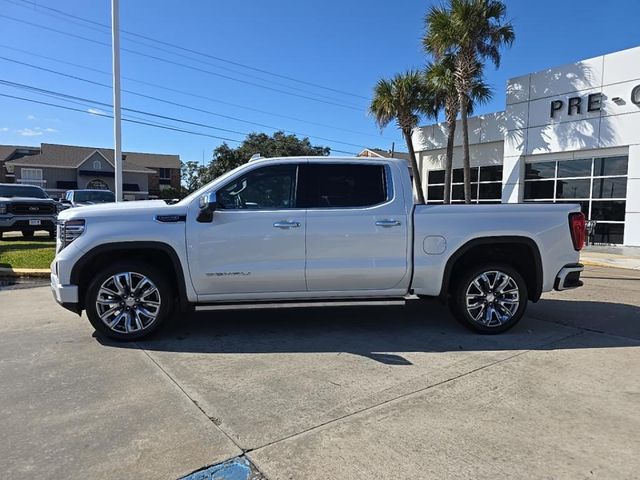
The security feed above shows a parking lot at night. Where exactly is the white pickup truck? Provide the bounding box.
[51,156,586,340]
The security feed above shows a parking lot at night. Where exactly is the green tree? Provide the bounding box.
[425,56,491,203]
[181,132,330,193]
[424,0,514,203]
[210,131,330,178]
[369,70,437,204]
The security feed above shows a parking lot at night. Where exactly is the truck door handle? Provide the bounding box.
[273,221,301,229]
[375,219,401,227]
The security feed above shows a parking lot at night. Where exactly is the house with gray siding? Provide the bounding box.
[1,143,181,199]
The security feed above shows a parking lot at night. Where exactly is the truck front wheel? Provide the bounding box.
[450,264,528,334]
[85,262,174,340]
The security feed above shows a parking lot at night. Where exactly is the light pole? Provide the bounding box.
[111,0,123,202]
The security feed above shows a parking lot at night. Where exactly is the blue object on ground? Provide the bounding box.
[180,456,259,480]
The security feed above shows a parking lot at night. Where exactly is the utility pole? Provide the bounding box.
[111,0,123,201]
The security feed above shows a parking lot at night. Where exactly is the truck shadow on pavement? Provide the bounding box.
[97,298,640,365]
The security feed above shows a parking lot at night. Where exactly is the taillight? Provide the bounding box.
[569,212,586,251]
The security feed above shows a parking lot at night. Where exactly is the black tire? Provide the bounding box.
[21,230,34,239]
[449,263,528,334]
[85,261,174,341]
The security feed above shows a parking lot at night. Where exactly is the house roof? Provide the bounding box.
[358,148,411,161]
[4,143,180,171]
[0,145,39,162]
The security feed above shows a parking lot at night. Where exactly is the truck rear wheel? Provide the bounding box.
[85,262,174,341]
[450,264,528,334]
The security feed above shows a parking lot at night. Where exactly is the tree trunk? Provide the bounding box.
[458,91,471,204]
[444,108,457,205]
[403,128,425,204]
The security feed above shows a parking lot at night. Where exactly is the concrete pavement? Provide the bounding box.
[1,265,639,479]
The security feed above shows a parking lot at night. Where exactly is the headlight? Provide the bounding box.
[58,219,85,250]
[0,203,7,215]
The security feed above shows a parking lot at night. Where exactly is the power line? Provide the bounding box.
[0,13,364,111]
[0,92,358,155]
[0,43,395,142]
[0,56,369,149]
[0,92,243,143]
[7,0,369,101]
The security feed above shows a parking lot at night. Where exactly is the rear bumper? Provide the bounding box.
[50,272,81,314]
[554,263,584,291]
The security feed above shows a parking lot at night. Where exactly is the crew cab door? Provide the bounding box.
[300,162,410,292]
[186,163,306,296]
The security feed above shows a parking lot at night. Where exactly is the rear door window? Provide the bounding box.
[298,164,388,208]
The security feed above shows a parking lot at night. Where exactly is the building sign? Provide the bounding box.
[550,84,640,117]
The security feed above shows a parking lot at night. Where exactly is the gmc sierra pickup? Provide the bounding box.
[51,157,586,340]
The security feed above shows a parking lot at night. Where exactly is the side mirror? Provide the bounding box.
[60,199,72,205]
[197,192,217,223]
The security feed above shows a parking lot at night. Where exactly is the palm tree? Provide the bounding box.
[425,56,491,204]
[424,0,514,203]
[369,70,437,204]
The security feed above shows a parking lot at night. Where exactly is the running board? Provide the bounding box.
[195,298,407,311]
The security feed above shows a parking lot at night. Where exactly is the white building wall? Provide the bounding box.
[412,45,640,246]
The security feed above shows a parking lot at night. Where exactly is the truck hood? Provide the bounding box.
[59,199,175,219]
[0,196,56,202]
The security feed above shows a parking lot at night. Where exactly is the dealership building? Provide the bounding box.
[413,45,640,246]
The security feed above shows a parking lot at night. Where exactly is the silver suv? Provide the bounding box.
[60,189,115,209]
[0,183,59,239]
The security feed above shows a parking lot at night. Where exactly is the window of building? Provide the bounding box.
[217,164,297,210]
[86,178,109,190]
[158,168,171,179]
[524,156,628,244]
[21,168,43,180]
[426,165,503,204]
[299,163,388,208]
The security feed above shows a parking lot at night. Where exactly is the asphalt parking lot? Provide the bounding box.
[1,265,639,480]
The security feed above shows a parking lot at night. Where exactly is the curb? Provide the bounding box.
[581,258,640,271]
[0,268,50,279]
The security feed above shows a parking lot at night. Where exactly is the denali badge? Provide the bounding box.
[29,206,39,211]
[206,272,251,277]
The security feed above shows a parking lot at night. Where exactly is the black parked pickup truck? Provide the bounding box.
[0,183,59,239]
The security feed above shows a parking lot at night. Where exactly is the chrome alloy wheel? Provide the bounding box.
[95,272,161,334]
[465,270,520,327]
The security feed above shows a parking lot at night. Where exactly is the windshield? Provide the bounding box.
[0,185,48,199]
[74,190,115,203]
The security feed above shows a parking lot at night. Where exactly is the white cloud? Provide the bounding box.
[0,127,8,132]
[44,127,58,132]
[87,108,107,116]
[17,128,43,137]
[26,114,36,120]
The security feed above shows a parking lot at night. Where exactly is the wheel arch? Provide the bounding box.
[70,241,190,312]
[439,236,543,303]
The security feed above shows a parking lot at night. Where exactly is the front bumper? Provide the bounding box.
[0,216,57,232]
[50,271,81,314]
[554,263,584,291]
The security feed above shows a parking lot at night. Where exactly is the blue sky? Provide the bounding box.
[1,0,639,163]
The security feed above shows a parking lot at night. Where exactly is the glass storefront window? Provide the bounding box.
[557,158,592,178]
[479,183,502,200]
[593,223,625,245]
[594,156,628,176]
[525,162,556,179]
[591,200,626,222]
[524,180,555,199]
[428,170,445,184]
[480,165,503,181]
[523,155,628,244]
[452,168,478,183]
[556,178,591,199]
[592,177,626,199]
[427,185,444,201]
